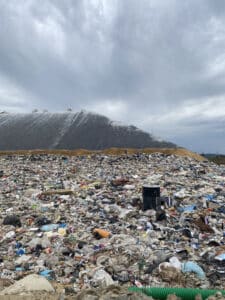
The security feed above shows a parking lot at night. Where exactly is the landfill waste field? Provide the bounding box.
[0,152,225,299]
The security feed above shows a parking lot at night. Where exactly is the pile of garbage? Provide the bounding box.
[0,153,224,298]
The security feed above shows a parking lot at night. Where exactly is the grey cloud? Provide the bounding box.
[0,0,224,152]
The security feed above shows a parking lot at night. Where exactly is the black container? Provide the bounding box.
[142,185,160,211]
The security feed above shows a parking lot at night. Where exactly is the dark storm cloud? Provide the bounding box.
[0,0,225,152]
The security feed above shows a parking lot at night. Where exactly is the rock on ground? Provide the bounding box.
[0,274,55,295]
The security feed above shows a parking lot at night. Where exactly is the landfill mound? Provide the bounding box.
[0,111,176,150]
[0,152,224,299]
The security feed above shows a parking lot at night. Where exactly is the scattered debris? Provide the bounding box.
[0,152,224,299]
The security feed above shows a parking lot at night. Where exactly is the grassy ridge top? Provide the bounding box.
[0,147,205,161]
[202,154,225,165]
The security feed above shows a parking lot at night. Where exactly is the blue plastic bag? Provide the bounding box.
[205,194,214,201]
[41,224,59,231]
[58,223,67,228]
[178,205,197,213]
[16,248,26,256]
[40,269,53,279]
[182,261,205,279]
[215,253,225,261]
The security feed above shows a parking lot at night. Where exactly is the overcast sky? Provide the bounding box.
[0,0,225,153]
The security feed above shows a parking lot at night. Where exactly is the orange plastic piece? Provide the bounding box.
[93,228,110,238]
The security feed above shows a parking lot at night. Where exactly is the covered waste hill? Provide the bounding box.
[0,111,176,150]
